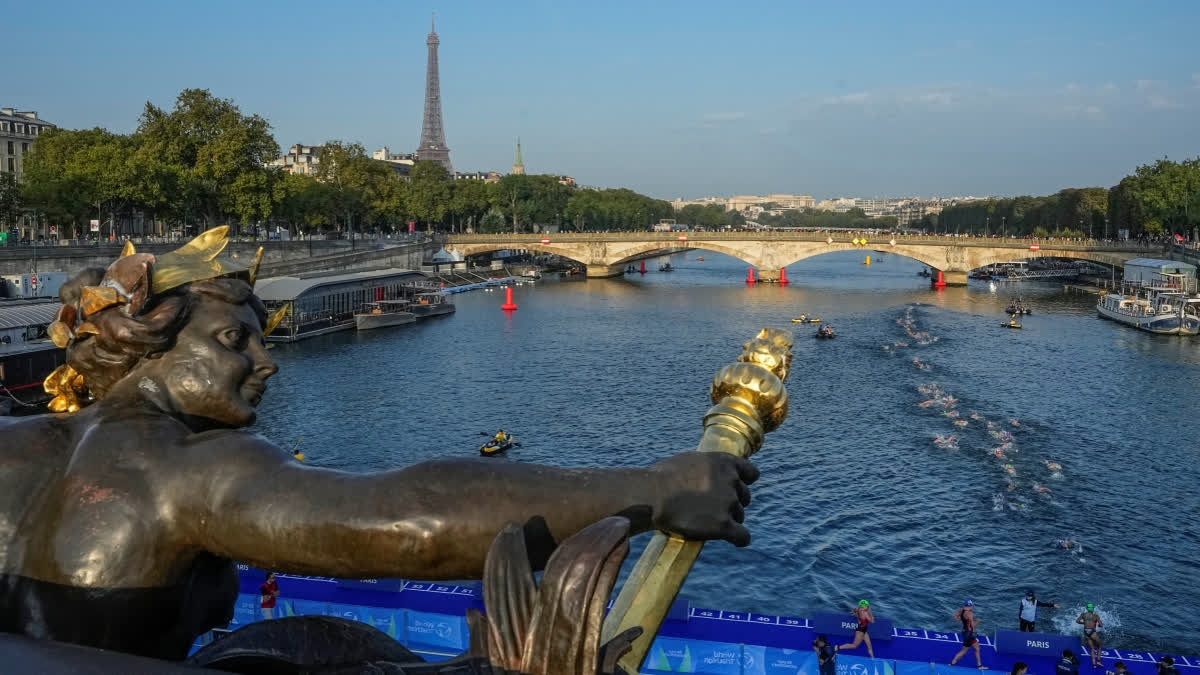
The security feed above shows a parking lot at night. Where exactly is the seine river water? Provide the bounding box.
[255,250,1200,655]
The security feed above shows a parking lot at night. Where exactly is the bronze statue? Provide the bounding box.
[0,228,758,663]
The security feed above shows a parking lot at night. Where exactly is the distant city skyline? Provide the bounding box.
[5,0,1200,200]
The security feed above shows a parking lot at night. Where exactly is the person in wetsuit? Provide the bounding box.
[814,634,837,675]
[950,599,986,669]
[837,599,875,658]
[1019,589,1059,631]
[1057,650,1081,675]
[1076,603,1104,668]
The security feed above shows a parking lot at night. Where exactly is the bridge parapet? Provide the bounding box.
[445,232,1157,253]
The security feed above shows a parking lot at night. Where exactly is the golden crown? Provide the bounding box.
[44,227,287,412]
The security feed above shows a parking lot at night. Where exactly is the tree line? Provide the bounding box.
[925,158,1200,239]
[3,89,681,239]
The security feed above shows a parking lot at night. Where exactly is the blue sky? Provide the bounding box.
[6,0,1200,200]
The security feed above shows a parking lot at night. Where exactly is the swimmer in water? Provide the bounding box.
[1011,419,1020,427]
[1004,464,1016,476]
[993,449,1008,459]
[1046,461,1063,472]
[970,413,983,421]
[954,419,968,428]
[1033,483,1051,494]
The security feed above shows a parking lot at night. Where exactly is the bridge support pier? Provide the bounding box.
[934,271,968,287]
[586,263,624,278]
[757,268,781,283]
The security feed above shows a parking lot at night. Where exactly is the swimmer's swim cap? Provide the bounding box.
[1087,603,1095,611]
[964,599,974,607]
[859,599,869,607]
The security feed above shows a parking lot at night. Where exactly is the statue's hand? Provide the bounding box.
[648,453,759,547]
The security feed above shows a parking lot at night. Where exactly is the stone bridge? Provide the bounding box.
[444,232,1158,285]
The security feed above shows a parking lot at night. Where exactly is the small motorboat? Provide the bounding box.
[696,256,705,261]
[480,434,515,456]
[815,329,836,339]
[918,269,932,278]
[1005,306,1032,315]
[659,263,674,272]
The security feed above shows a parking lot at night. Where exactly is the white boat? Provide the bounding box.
[1096,289,1200,335]
[410,292,456,318]
[354,300,416,330]
[522,269,542,280]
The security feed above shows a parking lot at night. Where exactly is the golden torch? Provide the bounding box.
[601,327,794,672]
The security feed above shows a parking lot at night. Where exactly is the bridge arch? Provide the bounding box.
[444,242,593,268]
[606,241,766,268]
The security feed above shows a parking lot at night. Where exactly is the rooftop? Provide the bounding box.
[0,299,61,331]
[254,268,426,302]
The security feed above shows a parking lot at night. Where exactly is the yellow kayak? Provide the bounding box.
[480,435,514,456]
[791,318,821,323]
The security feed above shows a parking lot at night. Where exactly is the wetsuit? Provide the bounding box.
[960,610,978,647]
[1057,656,1080,675]
[818,643,837,675]
[1019,596,1055,631]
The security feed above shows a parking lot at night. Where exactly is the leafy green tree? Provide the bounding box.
[494,174,532,233]
[479,208,507,233]
[407,161,452,230]
[314,141,394,236]
[0,171,23,229]
[274,172,334,235]
[449,178,491,232]
[137,88,279,229]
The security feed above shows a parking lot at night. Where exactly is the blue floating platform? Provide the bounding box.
[196,566,1198,674]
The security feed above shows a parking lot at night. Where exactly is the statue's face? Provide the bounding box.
[148,297,277,428]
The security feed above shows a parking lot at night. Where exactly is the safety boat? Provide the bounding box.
[1001,317,1023,329]
[814,327,836,339]
[659,263,674,272]
[354,300,416,331]
[479,434,514,456]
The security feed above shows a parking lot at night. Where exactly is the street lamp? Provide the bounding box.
[1002,217,1006,238]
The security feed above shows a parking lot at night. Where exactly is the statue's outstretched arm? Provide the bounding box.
[178,432,755,580]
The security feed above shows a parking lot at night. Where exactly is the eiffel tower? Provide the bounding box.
[416,14,452,172]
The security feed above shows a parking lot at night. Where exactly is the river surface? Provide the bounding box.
[255,250,1200,655]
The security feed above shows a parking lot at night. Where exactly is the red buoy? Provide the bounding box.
[934,270,946,289]
[639,260,647,274]
[501,286,518,310]
[746,267,757,284]
[778,267,789,284]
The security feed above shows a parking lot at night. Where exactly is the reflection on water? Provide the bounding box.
[256,250,1200,654]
